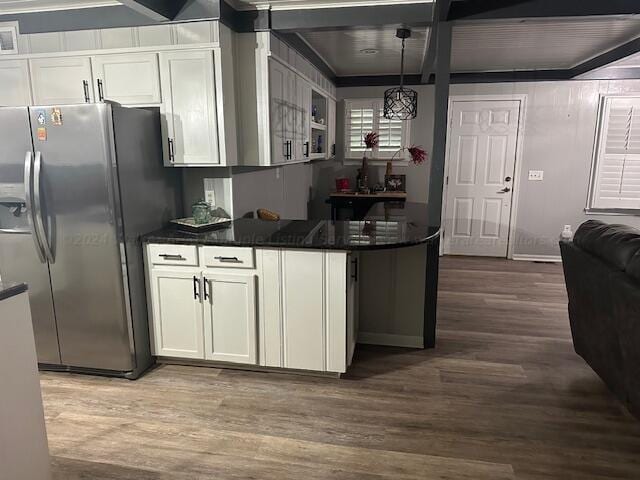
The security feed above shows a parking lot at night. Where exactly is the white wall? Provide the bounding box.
[336,80,640,258]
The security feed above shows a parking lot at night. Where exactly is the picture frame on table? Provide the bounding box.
[385,174,406,192]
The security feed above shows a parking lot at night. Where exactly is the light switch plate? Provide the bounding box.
[204,178,216,207]
[528,170,544,181]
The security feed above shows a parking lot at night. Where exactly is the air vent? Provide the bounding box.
[0,23,18,55]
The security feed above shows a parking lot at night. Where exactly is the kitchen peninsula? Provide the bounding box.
[142,202,439,376]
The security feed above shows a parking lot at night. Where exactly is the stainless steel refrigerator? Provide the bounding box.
[0,103,182,379]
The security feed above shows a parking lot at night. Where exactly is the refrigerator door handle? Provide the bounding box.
[24,151,46,263]
[33,151,55,263]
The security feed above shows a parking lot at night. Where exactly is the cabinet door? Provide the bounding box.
[30,56,93,105]
[281,250,325,371]
[346,253,359,365]
[0,60,32,106]
[149,270,204,359]
[327,98,336,158]
[159,50,219,165]
[203,273,257,364]
[294,75,311,161]
[92,53,161,105]
[269,60,290,164]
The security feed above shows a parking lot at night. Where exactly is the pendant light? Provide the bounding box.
[384,28,418,120]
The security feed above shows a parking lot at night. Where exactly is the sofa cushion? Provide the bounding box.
[573,220,640,271]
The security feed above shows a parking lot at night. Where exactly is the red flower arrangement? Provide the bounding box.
[407,145,427,165]
[388,144,427,165]
[363,131,379,150]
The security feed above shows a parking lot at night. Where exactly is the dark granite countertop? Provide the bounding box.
[142,202,440,251]
[0,281,28,302]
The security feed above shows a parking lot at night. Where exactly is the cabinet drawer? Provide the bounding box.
[148,244,198,266]
[201,246,255,269]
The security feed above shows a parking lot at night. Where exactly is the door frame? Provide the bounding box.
[440,94,528,259]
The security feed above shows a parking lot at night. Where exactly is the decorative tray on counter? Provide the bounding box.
[170,217,231,233]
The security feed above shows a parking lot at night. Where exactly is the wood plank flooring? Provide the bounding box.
[43,256,640,480]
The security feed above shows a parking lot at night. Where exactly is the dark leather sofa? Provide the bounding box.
[560,219,640,417]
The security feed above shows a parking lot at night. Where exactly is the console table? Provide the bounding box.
[327,192,407,220]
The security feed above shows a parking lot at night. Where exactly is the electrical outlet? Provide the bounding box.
[204,178,216,208]
[528,170,544,181]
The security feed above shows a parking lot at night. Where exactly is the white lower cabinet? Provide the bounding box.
[258,248,352,374]
[203,273,257,364]
[146,244,355,374]
[149,269,204,359]
[281,250,325,371]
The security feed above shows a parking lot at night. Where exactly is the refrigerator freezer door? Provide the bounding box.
[29,103,133,372]
[0,234,60,364]
[0,107,60,364]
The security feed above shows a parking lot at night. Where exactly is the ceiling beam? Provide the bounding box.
[448,0,640,21]
[336,69,571,87]
[570,37,640,78]
[270,3,434,32]
[117,0,188,21]
[0,0,219,34]
[421,0,451,84]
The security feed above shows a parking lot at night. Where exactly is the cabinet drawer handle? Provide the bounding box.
[82,80,90,103]
[203,276,209,301]
[97,79,104,102]
[193,276,200,300]
[168,138,175,163]
[159,254,185,261]
[214,256,241,263]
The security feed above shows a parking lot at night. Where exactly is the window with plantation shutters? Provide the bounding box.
[590,96,640,210]
[344,99,410,160]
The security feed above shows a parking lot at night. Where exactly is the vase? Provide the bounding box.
[360,155,369,193]
[385,161,393,178]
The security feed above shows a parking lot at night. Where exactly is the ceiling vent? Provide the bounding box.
[0,22,18,55]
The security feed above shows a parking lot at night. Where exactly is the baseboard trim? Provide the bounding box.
[512,254,562,263]
[358,332,424,348]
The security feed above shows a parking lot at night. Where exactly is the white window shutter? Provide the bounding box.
[344,99,410,160]
[592,97,640,210]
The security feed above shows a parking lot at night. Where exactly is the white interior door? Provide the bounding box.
[443,100,521,257]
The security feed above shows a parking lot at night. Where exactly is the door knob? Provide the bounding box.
[505,176,512,182]
[497,187,511,194]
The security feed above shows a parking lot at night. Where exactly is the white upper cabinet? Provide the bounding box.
[0,60,32,106]
[295,75,311,161]
[203,273,257,365]
[160,50,219,166]
[92,53,161,105]
[327,97,337,158]
[269,59,291,164]
[30,56,93,105]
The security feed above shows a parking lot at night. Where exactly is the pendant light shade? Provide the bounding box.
[384,28,418,121]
